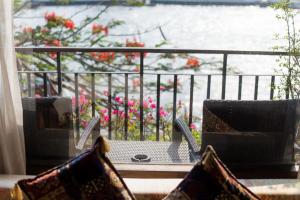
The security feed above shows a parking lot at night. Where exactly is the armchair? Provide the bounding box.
[22,97,100,174]
[201,99,300,178]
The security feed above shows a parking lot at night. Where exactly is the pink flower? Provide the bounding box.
[128,100,135,107]
[129,108,137,113]
[115,96,121,102]
[100,108,107,114]
[143,100,149,109]
[160,86,166,91]
[79,95,88,105]
[44,12,56,21]
[112,109,119,115]
[148,97,153,103]
[150,104,156,109]
[190,123,196,130]
[115,96,123,104]
[35,94,41,98]
[159,107,168,117]
[104,115,109,122]
[120,112,126,119]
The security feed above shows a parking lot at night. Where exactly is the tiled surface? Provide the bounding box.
[1,175,300,199]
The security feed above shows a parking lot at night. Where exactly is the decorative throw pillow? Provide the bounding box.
[11,136,135,200]
[163,145,260,200]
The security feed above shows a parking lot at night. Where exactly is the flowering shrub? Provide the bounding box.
[71,89,201,143]
[15,8,210,144]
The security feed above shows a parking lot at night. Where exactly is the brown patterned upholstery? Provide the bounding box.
[12,136,135,200]
[163,146,260,200]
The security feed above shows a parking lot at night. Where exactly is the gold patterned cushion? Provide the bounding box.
[12,136,135,200]
[163,146,260,200]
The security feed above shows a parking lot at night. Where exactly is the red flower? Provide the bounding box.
[98,52,115,63]
[125,39,146,60]
[186,57,200,68]
[49,52,57,59]
[64,19,75,30]
[23,27,33,34]
[44,12,56,21]
[92,23,108,35]
[52,39,61,47]
[126,39,145,47]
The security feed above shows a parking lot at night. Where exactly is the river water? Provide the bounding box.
[14,4,293,121]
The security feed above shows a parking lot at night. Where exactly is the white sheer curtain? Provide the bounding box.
[0,0,26,174]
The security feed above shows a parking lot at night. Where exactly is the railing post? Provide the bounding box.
[91,73,95,117]
[207,75,211,99]
[270,76,275,100]
[75,73,80,143]
[221,54,228,100]
[56,52,62,96]
[43,73,47,97]
[124,73,129,140]
[139,52,144,141]
[172,75,181,142]
[108,74,112,139]
[189,75,194,129]
[254,75,259,100]
[156,74,160,141]
[27,73,32,97]
[238,75,243,100]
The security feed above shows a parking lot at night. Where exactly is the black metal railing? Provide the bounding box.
[15,47,288,141]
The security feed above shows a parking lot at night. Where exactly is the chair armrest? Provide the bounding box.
[174,118,200,161]
[76,116,100,151]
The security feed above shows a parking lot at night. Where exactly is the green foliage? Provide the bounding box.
[55,0,72,5]
[126,0,145,6]
[272,0,300,99]
[13,0,23,11]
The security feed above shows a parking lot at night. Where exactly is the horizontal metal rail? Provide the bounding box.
[16,47,290,142]
[15,47,290,55]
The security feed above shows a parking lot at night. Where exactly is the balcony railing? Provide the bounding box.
[15,47,288,142]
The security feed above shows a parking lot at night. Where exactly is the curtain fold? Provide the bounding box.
[0,0,26,174]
